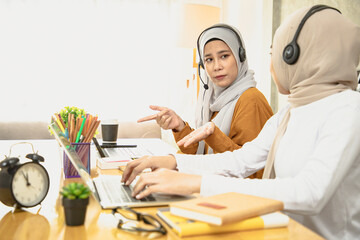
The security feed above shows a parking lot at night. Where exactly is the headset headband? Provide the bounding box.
[283,4,341,65]
[196,24,246,69]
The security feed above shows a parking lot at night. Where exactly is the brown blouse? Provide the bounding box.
[173,87,273,179]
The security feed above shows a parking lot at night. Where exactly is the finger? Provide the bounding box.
[178,128,203,146]
[121,159,142,183]
[137,105,168,123]
[156,109,170,119]
[183,123,214,147]
[164,117,172,129]
[183,137,197,147]
[156,110,171,127]
[135,185,159,199]
[177,132,194,146]
[183,131,204,147]
[122,156,150,184]
[149,105,166,111]
[162,116,172,129]
[126,161,151,185]
[131,173,155,197]
[137,114,157,123]
[157,113,167,126]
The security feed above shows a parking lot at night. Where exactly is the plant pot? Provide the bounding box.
[62,197,89,226]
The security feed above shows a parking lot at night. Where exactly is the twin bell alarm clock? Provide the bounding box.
[0,143,50,208]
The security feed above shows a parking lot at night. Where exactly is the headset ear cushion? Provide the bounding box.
[283,41,300,65]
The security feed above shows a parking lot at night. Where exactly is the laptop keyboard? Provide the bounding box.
[106,145,153,159]
[96,176,156,204]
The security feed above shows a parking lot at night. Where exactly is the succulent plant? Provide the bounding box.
[60,182,91,200]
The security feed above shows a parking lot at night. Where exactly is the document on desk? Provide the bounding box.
[95,138,177,169]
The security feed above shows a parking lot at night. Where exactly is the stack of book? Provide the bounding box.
[156,192,289,237]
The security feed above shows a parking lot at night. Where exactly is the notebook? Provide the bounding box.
[93,137,177,169]
[50,122,193,209]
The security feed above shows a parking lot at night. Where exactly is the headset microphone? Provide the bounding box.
[198,62,209,90]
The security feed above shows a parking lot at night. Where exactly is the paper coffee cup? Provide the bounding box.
[101,119,118,144]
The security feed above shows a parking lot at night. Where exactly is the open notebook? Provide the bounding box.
[50,122,193,209]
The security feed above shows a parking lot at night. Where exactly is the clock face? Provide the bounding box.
[11,162,49,207]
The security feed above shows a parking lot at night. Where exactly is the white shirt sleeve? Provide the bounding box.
[199,102,360,215]
[175,106,288,178]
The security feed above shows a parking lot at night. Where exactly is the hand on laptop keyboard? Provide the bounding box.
[130,168,201,199]
[121,155,177,186]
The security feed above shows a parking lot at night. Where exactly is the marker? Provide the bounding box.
[75,117,86,143]
[56,117,65,133]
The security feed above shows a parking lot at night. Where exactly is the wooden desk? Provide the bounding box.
[0,140,325,240]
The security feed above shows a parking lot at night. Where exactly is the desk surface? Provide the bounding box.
[0,139,325,240]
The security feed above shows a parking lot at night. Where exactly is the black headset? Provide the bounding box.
[283,4,341,65]
[196,24,246,90]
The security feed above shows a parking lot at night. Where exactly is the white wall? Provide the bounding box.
[0,1,176,122]
[222,0,272,103]
[0,0,273,127]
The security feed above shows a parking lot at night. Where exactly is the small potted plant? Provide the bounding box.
[60,182,91,226]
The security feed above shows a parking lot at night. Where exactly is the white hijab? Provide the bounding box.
[195,24,257,154]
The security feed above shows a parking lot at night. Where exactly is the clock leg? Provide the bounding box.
[12,204,19,213]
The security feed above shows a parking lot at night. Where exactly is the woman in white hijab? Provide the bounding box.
[138,24,273,178]
[123,5,360,239]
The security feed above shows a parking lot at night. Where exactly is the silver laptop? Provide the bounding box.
[50,122,192,209]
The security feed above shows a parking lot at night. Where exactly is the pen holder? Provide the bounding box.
[63,143,90,178]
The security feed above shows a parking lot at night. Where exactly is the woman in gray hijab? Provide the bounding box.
[138,24,273,179]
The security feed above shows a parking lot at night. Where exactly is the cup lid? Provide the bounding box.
[101,119,118,125]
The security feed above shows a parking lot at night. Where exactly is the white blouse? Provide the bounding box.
[175,90,360,240]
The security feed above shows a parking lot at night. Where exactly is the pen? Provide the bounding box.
[65,128,69,139]
[57,114,66,130]
[100,145,137,148]
[55,116,65,133]
[75,117,86,143]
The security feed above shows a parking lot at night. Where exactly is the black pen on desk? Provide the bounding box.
[100,145,137,148]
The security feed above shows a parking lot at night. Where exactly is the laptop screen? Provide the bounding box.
[49,122,99,201]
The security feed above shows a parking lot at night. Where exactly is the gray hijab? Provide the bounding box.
[195,24,257,154]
